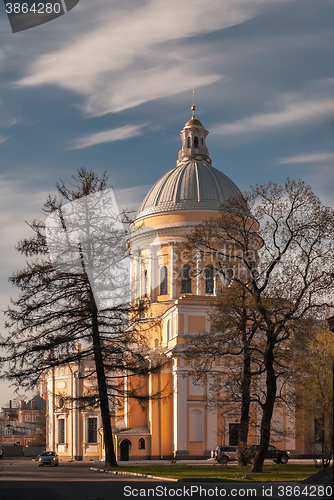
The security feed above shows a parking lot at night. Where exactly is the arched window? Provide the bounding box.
[181,264,192,293]
[138,438,145,450]
[187,137,191,148]
[160,266,168,295]
[205,266,214,294]
[194,136,199,148]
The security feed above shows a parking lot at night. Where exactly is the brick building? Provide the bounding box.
[0,395,46,445]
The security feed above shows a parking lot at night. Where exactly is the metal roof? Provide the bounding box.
[136,160,241,219]
[21,395,46,411]
[0,421,37,436]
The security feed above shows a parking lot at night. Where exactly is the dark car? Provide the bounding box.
[38,451,59,466]
[213,444,290,464]
[252,444,290,464]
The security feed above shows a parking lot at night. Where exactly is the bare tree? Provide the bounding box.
[32,409,47,446]
[184,283,265,465]
[0,168,165,467]
[186,179,334,472]
[295,322,334,467]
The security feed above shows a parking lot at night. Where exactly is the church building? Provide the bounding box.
[44,106,300,461]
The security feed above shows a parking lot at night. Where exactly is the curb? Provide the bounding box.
[90,467,178,482]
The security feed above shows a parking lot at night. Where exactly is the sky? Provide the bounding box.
[0,0,334,407]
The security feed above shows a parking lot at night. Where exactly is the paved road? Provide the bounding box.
[0,458,330,500]
[0,458,160,500]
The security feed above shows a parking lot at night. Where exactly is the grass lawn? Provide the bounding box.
[102,464,318,482]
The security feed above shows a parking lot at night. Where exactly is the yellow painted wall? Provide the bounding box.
[128,376,149,429]
[160,371,174,457]
[131,211,221,229]
[148,372,161,458]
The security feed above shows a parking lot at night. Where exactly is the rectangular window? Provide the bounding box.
[58,419,65,444]
[88,417,97,443]
[205,266,214,294]
[181,264,192,293]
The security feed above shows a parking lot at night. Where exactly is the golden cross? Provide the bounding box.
[192,89,196,107]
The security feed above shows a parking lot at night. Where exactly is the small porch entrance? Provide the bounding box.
[120,439,131,461]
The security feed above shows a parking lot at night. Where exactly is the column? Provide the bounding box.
[196,248,201,295]
[206,374,218,452]
[213,273,218,296]
[47,369,55,451]
[73,369,80,459]
[132,250,140,302]
[169,242,177,300]
[148,245,155,301]
[70,367,74,460]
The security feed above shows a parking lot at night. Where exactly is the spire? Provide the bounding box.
[177,96,211,165]
[191,89,196,118]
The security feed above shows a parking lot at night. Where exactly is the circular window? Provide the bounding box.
[58,396,65,409]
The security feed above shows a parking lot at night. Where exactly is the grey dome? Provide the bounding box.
[136,160,241,219]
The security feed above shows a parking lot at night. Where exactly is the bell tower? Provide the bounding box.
[177,102,210,165]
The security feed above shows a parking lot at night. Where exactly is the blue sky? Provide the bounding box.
[0,0,334,406]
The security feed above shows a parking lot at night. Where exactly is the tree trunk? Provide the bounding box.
[238,300,252,446]
[251,340,276,473]
[91,306,117,467]
[237,350,252,466]
[239,350,251,444]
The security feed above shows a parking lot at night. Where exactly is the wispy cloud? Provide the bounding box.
[0,135,10,144]
[0,176,50,284]
[114,184,153,214]
[209,78,334,139]
[278,152,334,164]
[17,0,293,115]
[212,97,334,136]
[69,124,145,150]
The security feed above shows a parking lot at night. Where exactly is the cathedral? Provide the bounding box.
[43,106,301,461]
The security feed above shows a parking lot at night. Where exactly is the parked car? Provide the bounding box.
[213,444,290,464]
[213,445,237,464]
[38,451,59,466]
[252,445,290,464]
